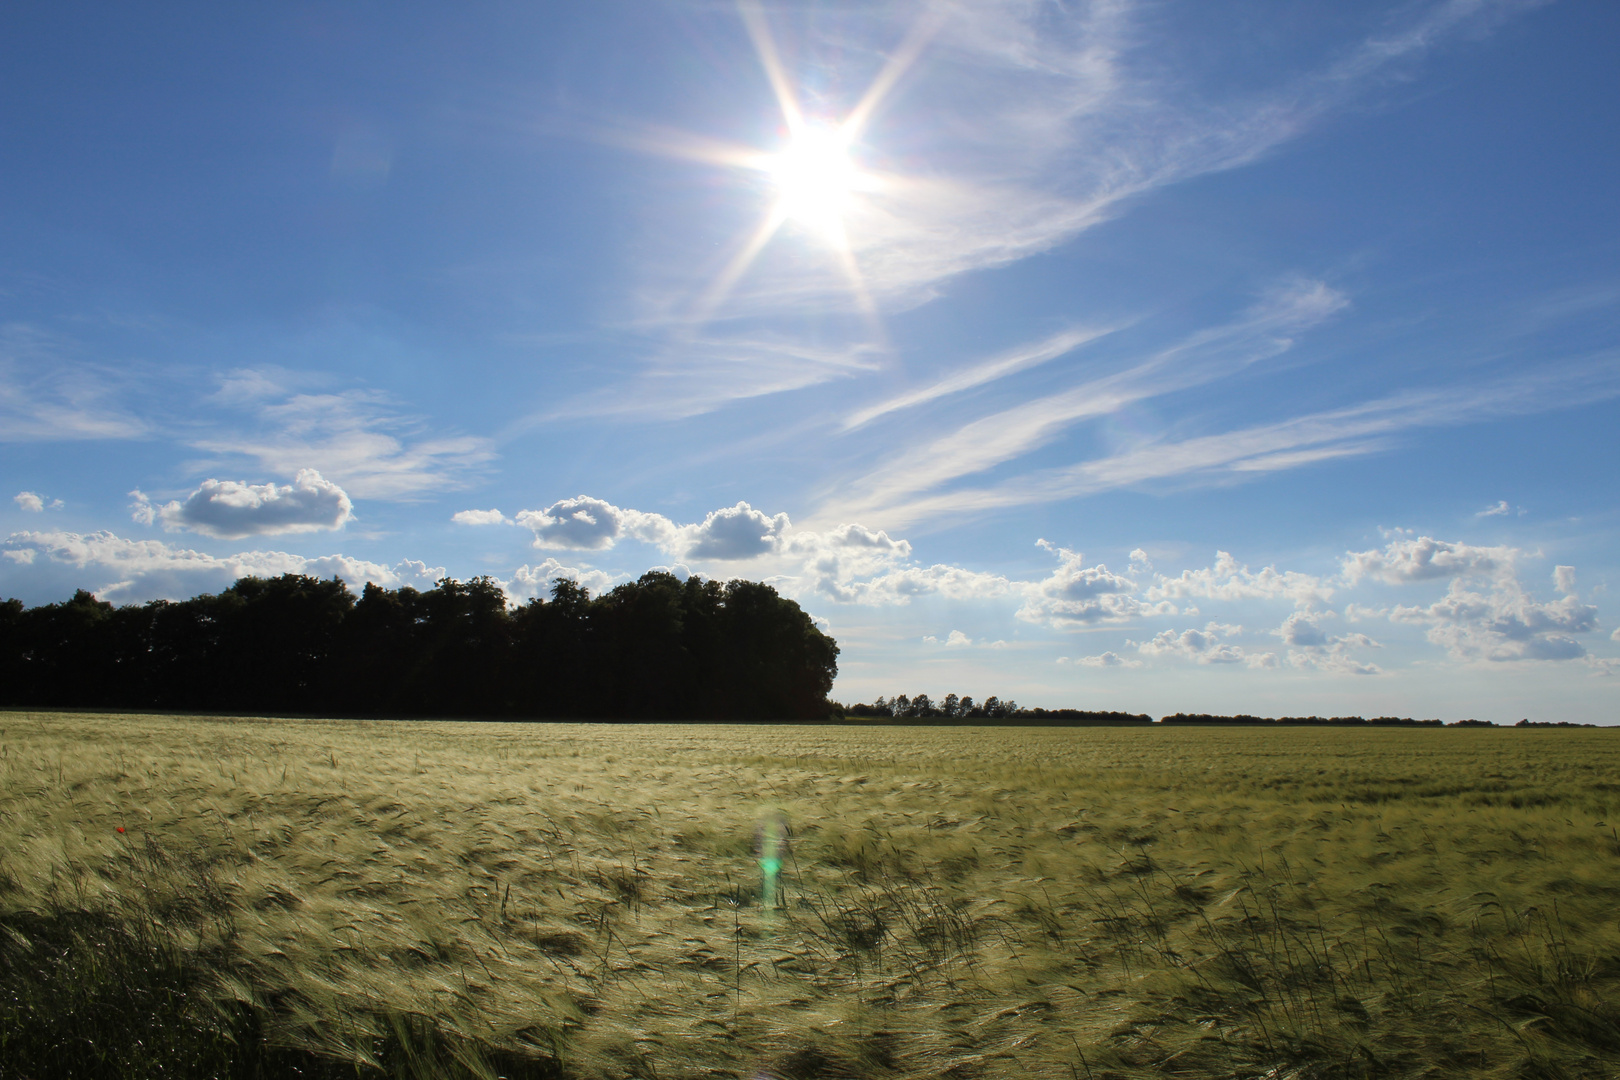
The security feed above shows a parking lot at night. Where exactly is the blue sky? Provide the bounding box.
[4,1,1618,721]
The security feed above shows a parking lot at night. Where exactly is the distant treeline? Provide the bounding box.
[1162,713,1443,726]
[842,694,1152,725]
[839,703,1596,727]
[1160,714,1596,728]
[0,572,839,719]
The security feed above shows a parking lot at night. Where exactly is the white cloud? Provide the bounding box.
[1346,540,1601,663]
[785,4,1509,313]
[1017,540,1174,629]
[1149,551,1333,611]
[516,495,678,551]
[679,501,790,560]
[601,0,1533,418]
[129,470,353,540]
[1059,652,1143,669]
[451,508,509,526]
[1,529,442,604]
[1131,622,1273,667]
[787,522,913,600]
[1476,500,1513,517]
[551,337,885,421]
[837,562,1015,606]
[830,279,1348,524]
[14,491,60,513]
[1278,610,1330,647]
[1128,548,1152,573]
[191,382,495,500]
[842,326,1115,431]
[512,495,891,591]
[1342,535,1520,585]
[830,363,1620,531]
[1271,611,1383,675]
[508,558,615,601]
[1390,577,1598,663]
[0,325,150,443]
[945,629,972,647]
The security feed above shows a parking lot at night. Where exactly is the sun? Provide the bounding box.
[767,123,863,239]
[646,2,940,323]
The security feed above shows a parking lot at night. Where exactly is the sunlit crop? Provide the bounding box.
[3,714,1617,1078]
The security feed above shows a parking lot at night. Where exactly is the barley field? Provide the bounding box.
[2,713,1618,1079]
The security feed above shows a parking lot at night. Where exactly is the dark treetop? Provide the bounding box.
[0,571,839,720]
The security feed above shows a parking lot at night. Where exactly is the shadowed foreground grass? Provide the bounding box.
[2,713,1618,1078]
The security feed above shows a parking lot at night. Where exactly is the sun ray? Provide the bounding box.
[737,0,804,137]
[827,219,884,338]
[590,121,774,172]
[842,7,944,141]
[690,203,788,326]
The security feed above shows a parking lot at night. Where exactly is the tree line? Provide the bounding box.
[841,694,1152,725]
[0,571,839,720]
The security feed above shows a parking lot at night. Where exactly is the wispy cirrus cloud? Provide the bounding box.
[833,356,1620,530]
[0,324,149,443]
[584,0,1543,418]
[823,278,1350,525]
[546,336,885,421]
[841,325,1118,431]
[189,375,496,501]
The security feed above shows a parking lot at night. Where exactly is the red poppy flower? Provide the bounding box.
[116,826,125,833]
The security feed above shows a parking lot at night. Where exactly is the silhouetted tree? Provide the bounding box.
[0,572,838,720]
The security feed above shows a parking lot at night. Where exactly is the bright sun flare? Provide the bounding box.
[767,124,862,237]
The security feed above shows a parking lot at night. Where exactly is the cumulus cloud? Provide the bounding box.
[1149,551,1332,610]
[129,470,353,540]
[1342,535,1518,585]
[1,529,442,604]
[1131,622,1276,668]
[452,508,509,526]
[1277,611,1331,648]
[509,494,948,605]
[508,558,615,601]
[1058,652,1143,669]
[1390,577,1598,663]
[1017,541,1174,629]
[516,495,677,551]
[924,629,1007,649]
[680,502,790,560]
[1271,611,1382,674]
[1348,541,1601,663]
[788,523,912,599]
[837,562,1015,606]
[810,523,912,557]
[13,491,61,512]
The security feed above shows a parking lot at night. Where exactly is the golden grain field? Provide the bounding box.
[3,712,1618,1079]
